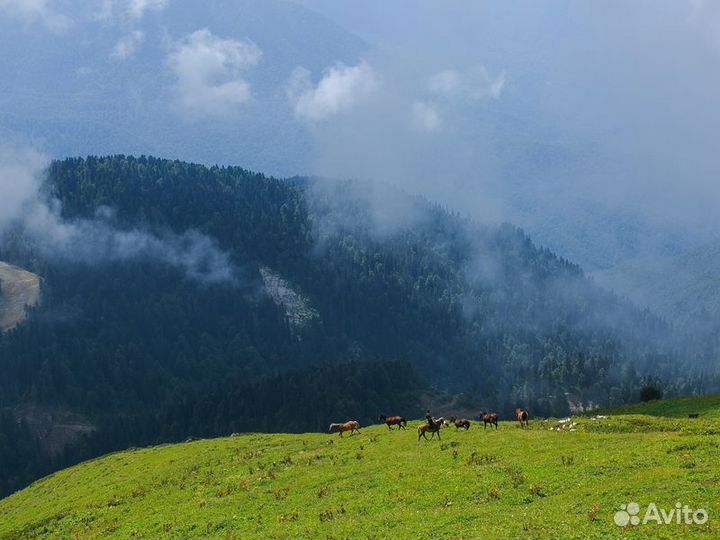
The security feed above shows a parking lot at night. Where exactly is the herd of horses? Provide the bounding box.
[329,409,530,443]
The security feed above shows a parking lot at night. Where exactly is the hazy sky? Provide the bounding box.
[1,0,719,273]
[292,0,720,267]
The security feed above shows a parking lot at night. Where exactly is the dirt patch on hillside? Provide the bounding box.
[0,261,40,331]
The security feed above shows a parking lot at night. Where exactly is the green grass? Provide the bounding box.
[593,395,720,419]
[3,397,720,539]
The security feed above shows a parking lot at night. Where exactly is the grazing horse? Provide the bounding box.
[450,417,470,430]
[480,411,499,430]
[329,420,360,437]
[378,414,407,430]
[417,417,446,443]
[516,408,529,428]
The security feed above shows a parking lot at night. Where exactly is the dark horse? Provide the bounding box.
[516,408,529,428]
[378,414,407,430]
[480,411,499,430]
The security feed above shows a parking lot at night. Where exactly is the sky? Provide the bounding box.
[293,0,720,268]
[1,0,719,278]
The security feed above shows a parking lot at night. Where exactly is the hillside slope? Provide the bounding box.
[595,395,720,419]
[0,262,40,331]
[2,399,720,539]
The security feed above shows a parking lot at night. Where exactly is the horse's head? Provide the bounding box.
[378,414,386,422]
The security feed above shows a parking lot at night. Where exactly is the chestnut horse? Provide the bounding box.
[516,408,529,428]
[329,420,360,437]
[449,416,471,430]
[378,414,407,430]
[417,417,446,443]
[481,411,499,430]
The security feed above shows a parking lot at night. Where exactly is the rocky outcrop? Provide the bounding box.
[0,262,40,332]
[259,266,319,332]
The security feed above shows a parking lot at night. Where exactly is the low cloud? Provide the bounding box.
[127,0,166,18]
[296,58,508,230]
[168,28,262,118]
[0,147,237,285]
[93,0,166,21]
[287,61,379,122]
[112,30,144,59]
[0,148,46,233]
[0,0,168,29]
[0,0,71,31]
[411,101,440,133]
[428,66,505,101]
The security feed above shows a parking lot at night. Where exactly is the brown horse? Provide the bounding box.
[454,418,471,430]
[449,416,471,430]
[378,414,407,430]
[417,417,446,443]
[516,408,529,428]
[329,420,360,437]
[480,411,499,430]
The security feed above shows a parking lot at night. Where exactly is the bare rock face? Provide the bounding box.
[259,266,319,332]
[0,262,40,332]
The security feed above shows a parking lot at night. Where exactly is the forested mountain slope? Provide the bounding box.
[593,241,720,370]
[0,155,710,497]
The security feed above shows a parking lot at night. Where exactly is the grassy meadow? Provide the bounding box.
[2,397,720,539]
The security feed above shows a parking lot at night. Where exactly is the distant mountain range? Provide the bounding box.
[595,240,720,328]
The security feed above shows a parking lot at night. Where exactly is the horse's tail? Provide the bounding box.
[401,417,407,427]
